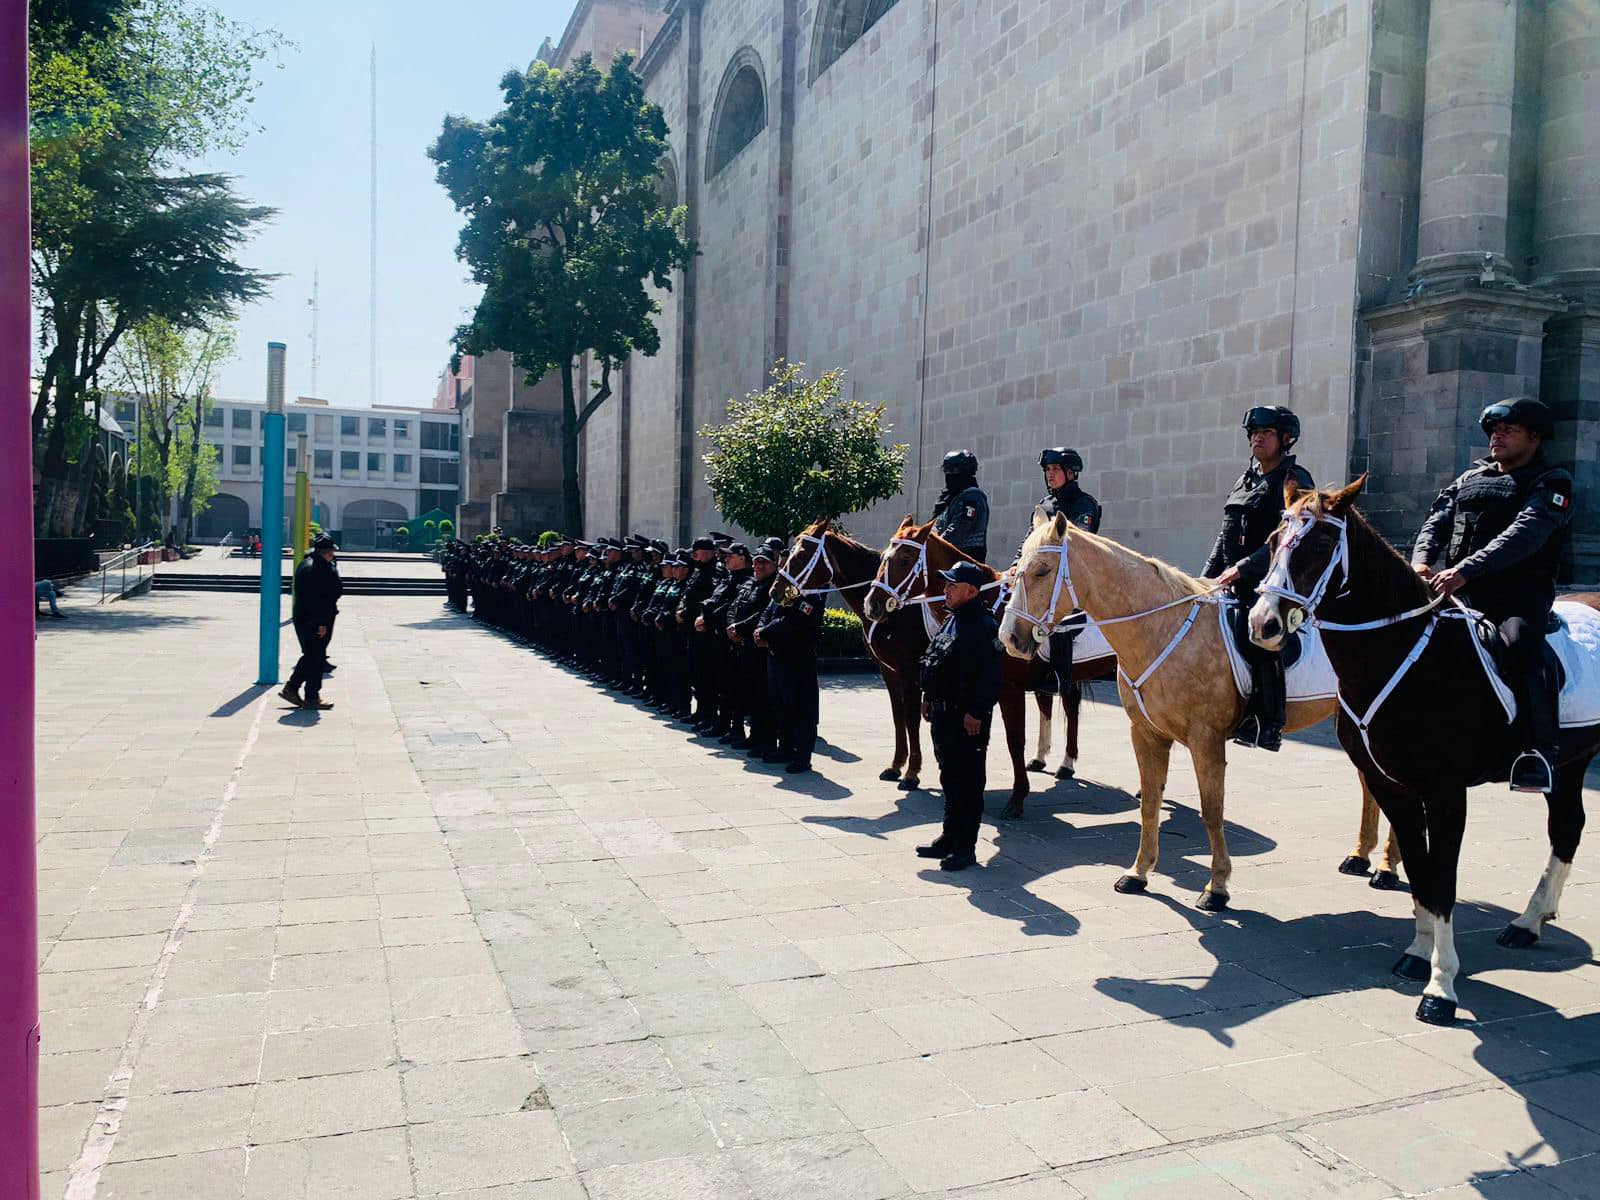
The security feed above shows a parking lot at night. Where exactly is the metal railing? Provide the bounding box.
[97,542,157,603]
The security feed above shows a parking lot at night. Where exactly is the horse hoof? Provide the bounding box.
[1338,855,1370,877]
[1196,889,1229,912]
[1416,996,1457,1026]
[1370,870,1401,891]
[1113,875,1147,895]
[898,777,920,792]
[1392,953,1431,982]
[878,767,902,782]
[1001,800,1024,820]
[1025,759,1047,773]
[1496,924,1540,949]
[1055,764,1076,780]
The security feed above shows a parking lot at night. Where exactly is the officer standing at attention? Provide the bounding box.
[728,540,781,754]
[1031,447,1101,695]
[916,560,1003,871]
[281,532,343,711]
[755,573,825,773]
[1203,406,1315,751]
[1411,397,1574,792]
[931,449,990,561]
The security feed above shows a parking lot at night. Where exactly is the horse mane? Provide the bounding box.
[1289,487,1430,611]
[1055,522,1209,598]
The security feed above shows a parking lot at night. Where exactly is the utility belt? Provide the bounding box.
[927,701,967,715]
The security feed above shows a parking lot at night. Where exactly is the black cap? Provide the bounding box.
[691,536,716,552]
[762,536,786,555]
[651,539,670,554]
[725,542,751,560]
[752,545,778,562]
[709,530,734,546]
[939,561,989,587]
[311,531,338,551]
[1480,397,1553,439]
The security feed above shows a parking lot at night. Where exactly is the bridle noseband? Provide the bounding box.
[1256,510,1350,632]
[870,537,931,613]
[1007,536,1081,643]
[779,532,835,597]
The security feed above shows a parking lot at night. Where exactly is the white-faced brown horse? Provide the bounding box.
[864,518,1119,818]
[999,509,1396,911]
[1248,478,1600,1024]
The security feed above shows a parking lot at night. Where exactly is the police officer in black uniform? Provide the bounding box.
[1203,406,1315,751]
[755,575,825,773]
[1411,397,1575,792]
[729,541,781,753]
[281,532,342,711]
[931,449,990,561]
[1031,447,1102,695]
[916,560,1003,871]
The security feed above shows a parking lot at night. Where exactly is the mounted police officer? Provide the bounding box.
[1031,447,1101,695]
[916,560,1003,871]
[1411,397,1574,793]
[1203,405,1315,752]
[931,449,990,561]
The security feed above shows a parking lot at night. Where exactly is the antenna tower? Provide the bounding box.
[369,43,378,407]
[307,266,321,398]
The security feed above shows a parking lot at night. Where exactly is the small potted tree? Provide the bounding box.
[395,525,410,550]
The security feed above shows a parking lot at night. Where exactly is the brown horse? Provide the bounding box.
[1249,479,1600,1024]
[1000,509,1397,910]
[864,518,1120,818]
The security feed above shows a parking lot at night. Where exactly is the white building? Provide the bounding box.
[109,395,463,549]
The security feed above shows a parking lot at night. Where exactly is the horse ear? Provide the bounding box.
[1051,512,1069,538]
[1283,477,1301,507]
[1328,474,1367,516]
[1031,506,1050,532]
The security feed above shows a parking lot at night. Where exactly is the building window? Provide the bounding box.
[707,54,767,179]
[114,400,137,428]
[204,406,224,428]
[340,415,360,440]
[420,421,460,452]
[286,446,297,469]
[313,449,332,479]
[232,444,251,468]
[809,0,900,83]
[340,450,360,478]
[314,414,335,441]
[367,452,385,474]
[287,412,306,434]
[232,407,252,431]
[420,457,459,485]
[393,420,411,442]
[420,489,459,514]
[393,454,412,477]
[368,417,386,440]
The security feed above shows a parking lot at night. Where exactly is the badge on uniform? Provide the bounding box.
[1551,491,1570,510]
[964,504,977,519]
[1079,514,1093,528]
[801,602,813,615]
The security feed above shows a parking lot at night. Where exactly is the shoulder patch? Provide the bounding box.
[964,504,977,519]
[1078,513,1094,528]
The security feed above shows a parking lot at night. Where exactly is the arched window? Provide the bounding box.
[810,0,900,84]
[656,153,680,209]
[706,51,767,180]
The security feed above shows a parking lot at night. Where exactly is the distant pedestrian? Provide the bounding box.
[281,532,342,711]
[35,579,67,619]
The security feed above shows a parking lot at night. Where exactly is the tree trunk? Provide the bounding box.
[177,402,204,542]
[560,358,583,536]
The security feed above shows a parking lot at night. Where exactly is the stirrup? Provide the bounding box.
[1509,749,1554,794]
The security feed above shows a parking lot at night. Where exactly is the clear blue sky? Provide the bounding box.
[202,0,573,409]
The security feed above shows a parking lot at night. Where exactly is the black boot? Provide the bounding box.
[1510,662,1559,793]
[1234,651,1285,752]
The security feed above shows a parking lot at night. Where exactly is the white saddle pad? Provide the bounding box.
[1036,618,1114,666]
[1218,601,1338,704]
[1551,601,1600,728]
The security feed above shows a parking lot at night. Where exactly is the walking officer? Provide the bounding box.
[931,449,990,561]
[281,532,343,711]
[1202,405,1315,751]
[916,560,1003,871]
[1411,397,1574,792]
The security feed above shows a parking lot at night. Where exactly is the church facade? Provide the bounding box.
[551,0,1598,577]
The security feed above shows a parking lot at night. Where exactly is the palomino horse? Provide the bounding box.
[1249,478,1600,1024]
[865,518,1119,817]
[776,518,1070,796]
[1000,508,1395,911]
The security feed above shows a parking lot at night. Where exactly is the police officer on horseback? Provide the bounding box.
[1031,447,1101,695]
[1411,397,1574,793]
[1204,405,1315,752]
[931,449,990,561]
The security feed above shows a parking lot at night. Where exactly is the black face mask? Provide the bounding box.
[937,471,978,505]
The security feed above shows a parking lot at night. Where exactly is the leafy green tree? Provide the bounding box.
[29,0,281,535]
[701,362,908,540]
[430,52,695,534]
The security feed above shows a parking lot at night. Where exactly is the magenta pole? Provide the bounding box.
[0,0,40,1195]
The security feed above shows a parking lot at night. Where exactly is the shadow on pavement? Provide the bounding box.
[210,684,272,718]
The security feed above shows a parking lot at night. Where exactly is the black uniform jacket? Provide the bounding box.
[1202,455,1316,587]
[292,554,343,627]
[756,596,824,661]
[919,602,1003,720]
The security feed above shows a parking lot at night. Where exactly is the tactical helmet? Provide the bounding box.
[1480,397,1553,440]
[1038,447,1084,473]
[941,449,979,476]
[1241,406,1300,446]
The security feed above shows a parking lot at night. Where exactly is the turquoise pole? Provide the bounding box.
[257,342,287,683]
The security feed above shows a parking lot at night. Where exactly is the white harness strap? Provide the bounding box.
[1338,614,1441,784]
[871,538,931,612]
[1116,601,1203,738]
[1006,542,1081,641]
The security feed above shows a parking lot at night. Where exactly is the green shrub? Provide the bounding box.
[538,529,563,548]
[820,607,865,658]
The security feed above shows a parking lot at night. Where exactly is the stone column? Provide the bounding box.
[1534,0,1600,302]
[1413,0,1520,285]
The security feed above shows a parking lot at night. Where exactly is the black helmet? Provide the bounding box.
[941,449,978,476]
[1480,397,1553,440]
[1241,406,1300,446]
[311,531,338,551]
[1039,447,1083,473]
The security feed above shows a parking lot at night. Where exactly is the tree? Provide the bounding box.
[430,52,695,534]
[701,362,908,540]
[30,0,281,535]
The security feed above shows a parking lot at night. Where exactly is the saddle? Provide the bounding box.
[1217,597,1338,704]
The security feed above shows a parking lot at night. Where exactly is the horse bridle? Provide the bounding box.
[870,537,931,613]
[1007,536,1082,644]
[1255,510,1350,632]
[778,532,834,596]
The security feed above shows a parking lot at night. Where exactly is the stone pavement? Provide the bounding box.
[32,589,1600,1199]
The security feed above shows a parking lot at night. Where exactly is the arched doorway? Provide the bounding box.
[341,498,409,550]
[195,493,249,542]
